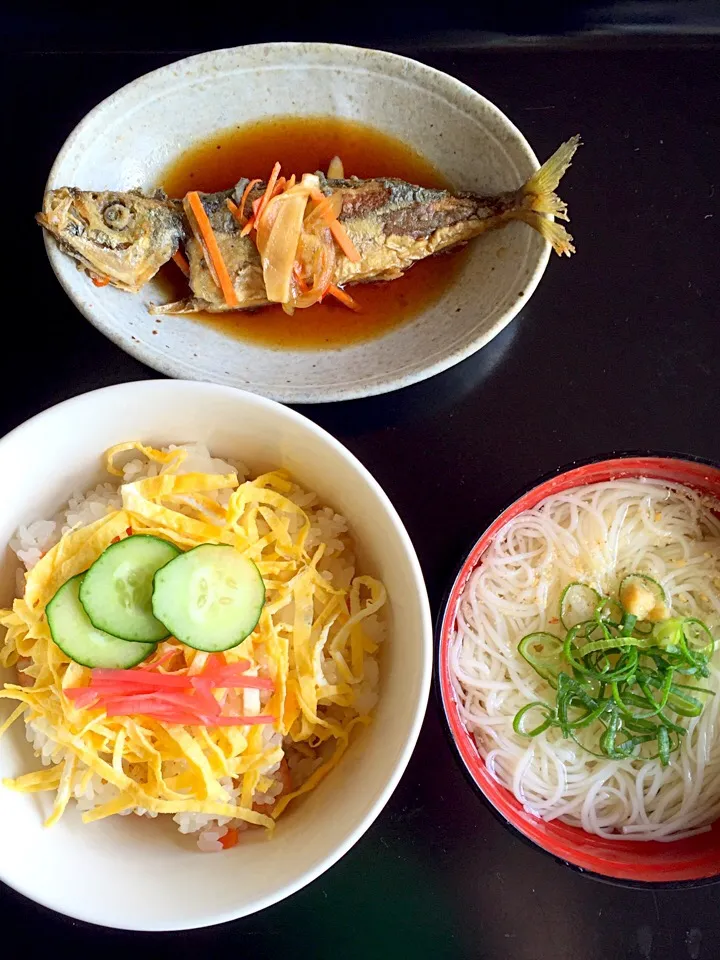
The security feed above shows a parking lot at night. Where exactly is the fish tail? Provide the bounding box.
[523,136,581,215]
[516,135,581,255]
[513,209,576,257]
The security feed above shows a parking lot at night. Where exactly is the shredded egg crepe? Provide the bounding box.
[0,443,386,837]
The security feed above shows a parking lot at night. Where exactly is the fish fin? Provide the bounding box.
[523,136,580,204]
[148,299,199,315]
[148,297,227,315]
[513,209,576,257]
[516,135,580,255]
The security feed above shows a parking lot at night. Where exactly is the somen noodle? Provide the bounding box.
[450,479,720,841]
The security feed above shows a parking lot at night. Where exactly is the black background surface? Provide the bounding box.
[2,9,720,959]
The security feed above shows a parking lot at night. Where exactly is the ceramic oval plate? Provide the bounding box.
[43,43,553,403]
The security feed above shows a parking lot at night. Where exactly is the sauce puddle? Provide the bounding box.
[157,115,467,350]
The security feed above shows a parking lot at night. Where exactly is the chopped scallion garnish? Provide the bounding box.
[513,576,716,766]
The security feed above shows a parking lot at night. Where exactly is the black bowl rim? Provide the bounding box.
[433,448,720,890]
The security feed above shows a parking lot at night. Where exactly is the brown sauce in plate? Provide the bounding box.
[157,116,468,350]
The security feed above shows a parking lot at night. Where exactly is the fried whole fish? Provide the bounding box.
[37,137,579,313]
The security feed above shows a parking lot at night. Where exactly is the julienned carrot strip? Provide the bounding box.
[328,284,361,311]
[241,197,262,236]
[305,193,335,227]
[237,178,261,224]
[309,187,360,263]
[186,192,239,308]
[293,262,309,294]
[172,250,190,277]
[326,213,361,262]
[219,827,239,849]
[240,163,283,238]
[241,196,268,236]
[226,198,241,223]
[256,161,281,223]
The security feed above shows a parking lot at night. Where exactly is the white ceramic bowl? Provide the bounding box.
[44,42,552,403]
[0,380,432,930]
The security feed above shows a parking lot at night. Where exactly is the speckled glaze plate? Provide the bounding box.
[43,43,551,403]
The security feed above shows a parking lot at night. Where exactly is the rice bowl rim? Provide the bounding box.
[435,450,720,889]
[0,380,433,928]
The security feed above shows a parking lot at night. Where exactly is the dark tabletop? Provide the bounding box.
[3,25,720,960]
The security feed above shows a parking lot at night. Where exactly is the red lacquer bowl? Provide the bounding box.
[437,454,720,886]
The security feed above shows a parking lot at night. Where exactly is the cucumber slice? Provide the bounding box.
[79,535,180,642]
[152,544,265,652]
[47,574,156,669]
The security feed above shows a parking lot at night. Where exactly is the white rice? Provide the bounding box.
[9,443,383,849]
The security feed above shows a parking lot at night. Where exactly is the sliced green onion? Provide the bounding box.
[614,733,656,757]
[568,699,611,730]
[512,571,717,766]
[620,612,638,637]
[665,688,704,718]
[595,595,623,625]
[578,635,647,657]
[623,714,663,735]
[513,701,555,737]
[670,681,715,697]
[636,671,673,718]
[568,731,609,758]
[556,672,598,734]
[562,625,591,675]
[682,618,715,662]
[518,633,564,684]
[657,711,688,734]
[658,725,671,766]
[560,582,601,630]
[593,648,639,683]
[653,617,685,650]
[599,707,624,758]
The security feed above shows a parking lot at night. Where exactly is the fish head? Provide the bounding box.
[37,188,185,292]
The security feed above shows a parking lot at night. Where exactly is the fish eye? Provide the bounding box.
[103,202,132,230]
